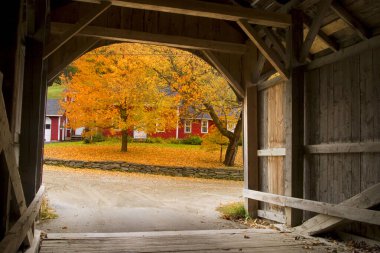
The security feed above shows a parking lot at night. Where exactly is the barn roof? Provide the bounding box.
[46,99,63,116]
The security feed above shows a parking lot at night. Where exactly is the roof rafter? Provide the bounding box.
[43,1,111,60]
[302,12,339,52]
[300,0,333,63]
[74,0,291,28]
[50,22,248,55]
[202,50,244,98]
[330,0,370,40]
[237,20,288,80]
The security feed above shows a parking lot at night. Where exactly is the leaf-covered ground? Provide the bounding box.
[44,141,243,169]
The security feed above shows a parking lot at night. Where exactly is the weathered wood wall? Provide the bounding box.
[258,79,286,222]
[304,46,380,240]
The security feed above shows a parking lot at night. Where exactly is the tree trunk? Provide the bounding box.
[223,137,239,166]
[223,112,243,166]
[121,130,128,152]
[120,105,128,152]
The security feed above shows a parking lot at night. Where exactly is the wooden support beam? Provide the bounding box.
[255,75,283,91]
[47,38,100,83]
[302,12,339,52]
[284,9,304,227]
[43,1,111,60]
[305,142,380,154]
[0,88,33,247]
[243,189,380,226]
[257,148,286,157]
[0,91,28,217]
[330,0,370,40]
[0,186,45,253]
[75,0,291,28]
[24,230,42,253]
[296,183,380,235]
[257,210,286,224]
[50,22,247,55]
[202,50,244,98]
[307,35,380,70]
[300,0,333,63]
[243,46,259,217]
[262,27,286,62]
[238,20,288,79]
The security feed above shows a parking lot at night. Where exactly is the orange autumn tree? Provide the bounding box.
[141,46,242,166]
[61,43,178,152]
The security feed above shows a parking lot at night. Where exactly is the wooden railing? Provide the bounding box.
[0,71,45,253]
[244,183,380,229]
[0,185,45,253]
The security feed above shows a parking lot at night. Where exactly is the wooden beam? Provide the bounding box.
[51,22,247,55]
[243,46,259,217]
[302,12,339,52]
[300,0,333,63]
[0,90,28,216]
[47,38,100,83]
[24,230,42,253]
[257,210,286,224]
[243,189,380,226]
[0,72,2,154]
[305,142,380,154]
[284,9,304,227]
[257,148,286,157]
[43,1,111,60]
[262,27,286,62]
[202,50,244,98]
[308,35,380,70]
[0,186,45,253]
[296,183,380,235]
[243,86,259,217]
[75,0,291,28]
[255,75,283,91]
[238,20,288,79]
[330,1,370,40]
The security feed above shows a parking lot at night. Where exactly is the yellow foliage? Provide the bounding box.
[60,43,178,135]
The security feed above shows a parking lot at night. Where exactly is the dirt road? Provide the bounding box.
[38,165,246,233]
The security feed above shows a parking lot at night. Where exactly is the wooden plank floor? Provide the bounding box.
[39,229,347,252]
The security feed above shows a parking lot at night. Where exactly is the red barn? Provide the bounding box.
[45,99,72,142]
[150,116,214,140]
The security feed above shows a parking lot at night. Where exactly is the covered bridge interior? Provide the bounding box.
[0,0,380,252]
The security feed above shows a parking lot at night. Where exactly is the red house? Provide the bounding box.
[45,99,72,142]
[149,115,214,140]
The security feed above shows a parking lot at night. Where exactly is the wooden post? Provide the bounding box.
[284,9,304,227]
[0,0,26,239]
[243,45,259,217]
[19,0,48,205]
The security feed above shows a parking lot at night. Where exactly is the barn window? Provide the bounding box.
[201,120,208,133]
[184,120,192,133]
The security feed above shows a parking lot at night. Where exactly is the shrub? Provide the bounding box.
[167,138,182,144]
[216,202,247,220]
[181,135,202,145]
[83,132,105,144]
[144,137,164,143]
[92,133,105,142]
[40,197,58,221]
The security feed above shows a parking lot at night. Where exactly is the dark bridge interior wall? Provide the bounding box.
[304,46,380,240]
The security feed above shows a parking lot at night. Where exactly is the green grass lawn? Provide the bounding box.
[47,83,65,99]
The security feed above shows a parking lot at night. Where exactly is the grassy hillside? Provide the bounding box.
[48,84,65,99]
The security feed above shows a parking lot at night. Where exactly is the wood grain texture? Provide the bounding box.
[74,0,292,28]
